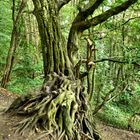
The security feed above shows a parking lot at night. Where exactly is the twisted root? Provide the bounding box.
[6,73,101,140]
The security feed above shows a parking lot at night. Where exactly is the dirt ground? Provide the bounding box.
[0,92,140,140]
[97,124,140,140]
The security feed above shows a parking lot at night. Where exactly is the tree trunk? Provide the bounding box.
[1,0,27,88]
[1,27,18,88]
[32,0,72,77]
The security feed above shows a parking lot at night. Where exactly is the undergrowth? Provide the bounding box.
[96,102,140,133]
[7,77,43,95]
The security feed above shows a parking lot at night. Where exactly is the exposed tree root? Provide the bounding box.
[6,73,101,140]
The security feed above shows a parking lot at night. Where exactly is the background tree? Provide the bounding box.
[1,0,27,88]
[0,0,12,76]
[0,0,42,93]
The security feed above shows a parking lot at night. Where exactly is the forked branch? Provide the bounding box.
[74,0,138,31]
[73,0,104,23]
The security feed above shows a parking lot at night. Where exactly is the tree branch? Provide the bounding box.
[12,0,15,22]
[73,0,104,23]
[14,0,28,26]
[93,87,116,115]
[67,0,104,64]
[57,0,72,11]
[94,58,140,67]
[122,16,140,26]
[74,0,138,32]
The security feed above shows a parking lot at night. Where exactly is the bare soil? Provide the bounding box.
[97,123,140,140]
[0,91,140,140]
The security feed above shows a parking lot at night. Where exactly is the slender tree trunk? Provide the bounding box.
[1,27,18,88]
[1,0,27,88]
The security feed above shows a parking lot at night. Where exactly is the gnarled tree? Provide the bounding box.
[6,0,138,140]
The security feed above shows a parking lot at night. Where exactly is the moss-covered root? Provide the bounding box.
[6,74,101,140]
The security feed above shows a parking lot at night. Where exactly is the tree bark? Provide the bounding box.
[32,0,72,77]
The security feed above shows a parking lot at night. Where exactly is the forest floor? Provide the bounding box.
[0,90,140,140]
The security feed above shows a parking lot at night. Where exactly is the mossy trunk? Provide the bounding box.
[32,0,72,77]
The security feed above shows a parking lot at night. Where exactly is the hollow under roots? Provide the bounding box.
[6,73,101,140]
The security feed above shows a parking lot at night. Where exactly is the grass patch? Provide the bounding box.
[96,103,140,132]
[7,77,43,95]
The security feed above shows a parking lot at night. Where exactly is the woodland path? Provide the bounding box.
[0,89,140,140]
